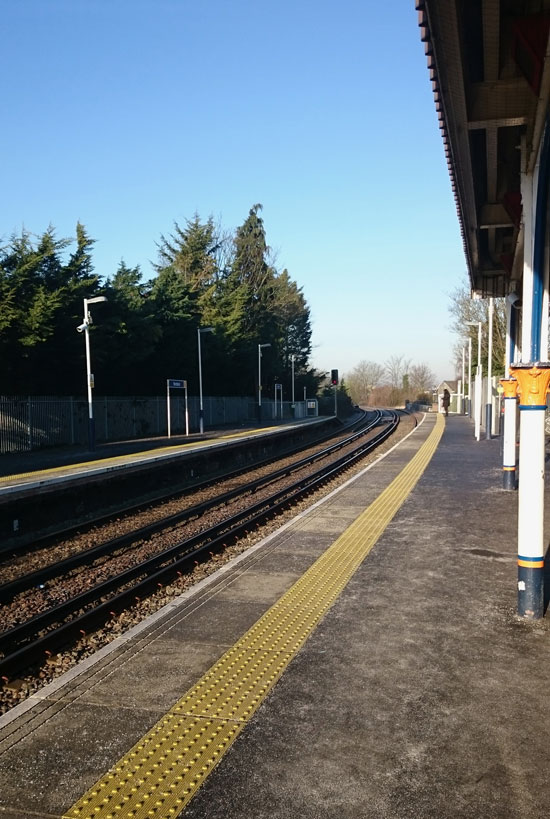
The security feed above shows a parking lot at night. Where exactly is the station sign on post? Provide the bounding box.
[166,378,189,438]
[331,369,338,415]
[274,382,283,419]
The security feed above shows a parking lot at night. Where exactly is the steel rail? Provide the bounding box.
[0,411,382,601]
[2,411,372,561]
[0,411,399,681]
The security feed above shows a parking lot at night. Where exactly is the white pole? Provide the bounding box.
[476,322,482,438]
[468,337,472,416]
[83,298,95,451]
[79,295,107,451]
[258,343,270,420]
[466,320,482,432]
[542,234,550,358]
[198,328,204,434]
[291,354,295,404]
[505,299,512,378]
[462,347,465,413]
[258,345,262,408]
[518,410,544,540]
[84,300,93,421]
[502,389,517,489]
[486,298,494,438]
[474,373,482,440]
[517,406,545,613]
[167,380,171,438]
[184,381,189,436]
[521,152,534,361]
[197,327,214,434]
[477,321,482,374]
[501,301,518,484]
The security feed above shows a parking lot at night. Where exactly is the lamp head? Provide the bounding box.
[86,296,107,305]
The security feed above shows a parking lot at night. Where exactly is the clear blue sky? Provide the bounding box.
[2,0,466,385]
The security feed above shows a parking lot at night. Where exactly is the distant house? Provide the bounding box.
[434,380,459,413]
[436,380,458,395]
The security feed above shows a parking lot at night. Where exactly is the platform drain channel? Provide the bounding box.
[63,414,444,819]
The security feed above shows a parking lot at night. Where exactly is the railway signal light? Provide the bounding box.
[331,369,339,386]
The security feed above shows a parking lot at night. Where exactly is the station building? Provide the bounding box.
[419,0,550,617]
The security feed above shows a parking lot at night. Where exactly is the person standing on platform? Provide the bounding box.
[442,388,450,417]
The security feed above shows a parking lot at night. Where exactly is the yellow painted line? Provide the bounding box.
[0,426,283,486]
[63,414,444,819]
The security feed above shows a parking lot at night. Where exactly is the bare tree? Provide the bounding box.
[346,356,437,407]
[384,354,412,388]
[384,355,412,407]
[345,360,385,405]
[449,279,506,375]
[409,363,436,396]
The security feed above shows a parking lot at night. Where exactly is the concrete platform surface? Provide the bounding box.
[0,415,328,490]
[1,414,549,818]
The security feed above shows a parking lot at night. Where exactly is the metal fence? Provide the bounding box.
[0,395,319,454]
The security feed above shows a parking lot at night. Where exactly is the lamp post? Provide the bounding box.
[466,320,482,439]
[486,297,494,438]
[258,343,271,420]
[461,346,466,414]
[291,354,295,405]
[197,327,214,434]
[77,295,107,451]
[467,337,472,416]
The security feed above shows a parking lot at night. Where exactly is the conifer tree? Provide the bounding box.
[0,210,319,401]
[0,227,69,392]
[155,214,221,289]
[95,261,161,394]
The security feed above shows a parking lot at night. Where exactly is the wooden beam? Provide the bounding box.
[479,203,514,228]
[467,78,534,128]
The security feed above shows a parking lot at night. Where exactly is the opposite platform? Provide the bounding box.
[1,414,549,818]
[0,415,331,548]
[0,417,326,493]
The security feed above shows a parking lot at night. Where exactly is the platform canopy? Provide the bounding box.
[417,0,550,297]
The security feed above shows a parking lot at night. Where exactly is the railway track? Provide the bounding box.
[1,410,372,562]
[0,411,381,598]
[0,410,401,683]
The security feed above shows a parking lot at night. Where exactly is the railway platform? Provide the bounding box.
[1,413,550,818]
[0,416,329,491]
[0,415,333,549]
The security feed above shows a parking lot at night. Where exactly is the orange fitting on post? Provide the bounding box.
[509,365,550,406]
[499,378,518,399]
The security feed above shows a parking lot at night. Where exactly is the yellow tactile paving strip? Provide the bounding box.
[0,425,284,486]
[63,414,444,819]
